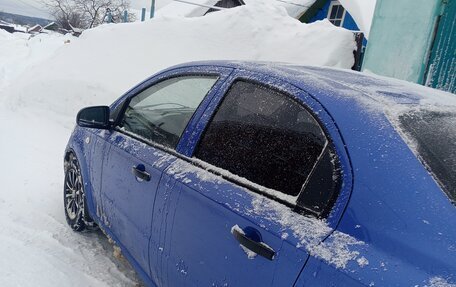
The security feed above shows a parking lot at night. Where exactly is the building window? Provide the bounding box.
[327,1,346,27]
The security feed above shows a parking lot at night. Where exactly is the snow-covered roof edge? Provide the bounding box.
[156,0,376,38]
[337,0,376,38]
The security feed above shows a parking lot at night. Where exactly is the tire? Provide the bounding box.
[64,153,97,232]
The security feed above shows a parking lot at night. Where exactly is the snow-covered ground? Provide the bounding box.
[0,3,356,286]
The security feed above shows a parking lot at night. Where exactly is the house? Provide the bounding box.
[27,24,43,34]
[0,23,15,33]
[220,0,366,70]
[205,0,245,14]
[299,0,362,33]
[160,0,366,34]
[362,0,455,94]
[297,0,368,70]
[204,0,364,36]
[43,22,59,31]
[0,20,29,33]
[68,23,83,37]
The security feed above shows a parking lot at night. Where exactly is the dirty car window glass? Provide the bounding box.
[399,110,456,203]
[195,80,327,198]
[120,76,218,148]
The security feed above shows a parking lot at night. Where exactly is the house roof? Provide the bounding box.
[337,0,376,37]
[155,0,375,37]
[43,22,58,30]
[244,0,317,18]
[157,0,317,18]
[300,0,376,37]
[68,22,83,33]
[28,24,42,33]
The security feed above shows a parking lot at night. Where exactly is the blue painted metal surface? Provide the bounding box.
[141,8,146,22]
[150,0,155,19]
[65,61,456,287]
[146,70,352,286]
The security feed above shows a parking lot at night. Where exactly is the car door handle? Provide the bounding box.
[132,164,151,182]
[232,225,275,261]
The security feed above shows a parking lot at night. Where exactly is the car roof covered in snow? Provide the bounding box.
[170,60,456,115]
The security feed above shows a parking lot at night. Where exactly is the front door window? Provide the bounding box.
[120,76,218,148]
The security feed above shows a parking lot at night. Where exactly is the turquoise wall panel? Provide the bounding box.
[425,0,455,93]
[362,0,442,84]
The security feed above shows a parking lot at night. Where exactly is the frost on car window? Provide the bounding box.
[399,110,456,203]
[195,80,327,198]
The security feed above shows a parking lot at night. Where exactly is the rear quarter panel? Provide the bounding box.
[295,89,456,286]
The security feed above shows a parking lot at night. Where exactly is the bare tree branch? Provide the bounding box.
[41,0,133,30]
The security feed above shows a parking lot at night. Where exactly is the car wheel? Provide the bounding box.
[64,153,97,232]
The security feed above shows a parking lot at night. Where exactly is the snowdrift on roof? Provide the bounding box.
[338,0,377,38]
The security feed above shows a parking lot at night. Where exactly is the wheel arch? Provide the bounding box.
[64,135,99,224]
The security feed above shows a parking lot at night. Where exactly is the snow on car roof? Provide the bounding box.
[172,60,456,113]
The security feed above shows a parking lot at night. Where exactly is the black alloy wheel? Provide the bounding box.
[64,153,97,232]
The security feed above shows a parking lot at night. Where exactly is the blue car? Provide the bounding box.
[64,61,456,286]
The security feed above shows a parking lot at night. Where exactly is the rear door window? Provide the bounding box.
[119,76,218,149]
[194,80,339,215]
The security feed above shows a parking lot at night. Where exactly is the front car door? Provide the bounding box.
[97,66,233,284]
[150,69,354,286]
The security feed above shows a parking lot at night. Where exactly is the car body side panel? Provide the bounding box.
[147,71,355,287]
[89,129,111,220]
[94,214,159,287]
[294,93,456,285]
[151,158,310,287]
[67,127,159,287]
[100,131,171,277]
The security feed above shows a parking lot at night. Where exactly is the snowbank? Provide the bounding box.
[0,31,74,92]
[4,3,356,118]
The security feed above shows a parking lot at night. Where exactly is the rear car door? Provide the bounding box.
[98,67,232,283]
[150,71,353,286]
